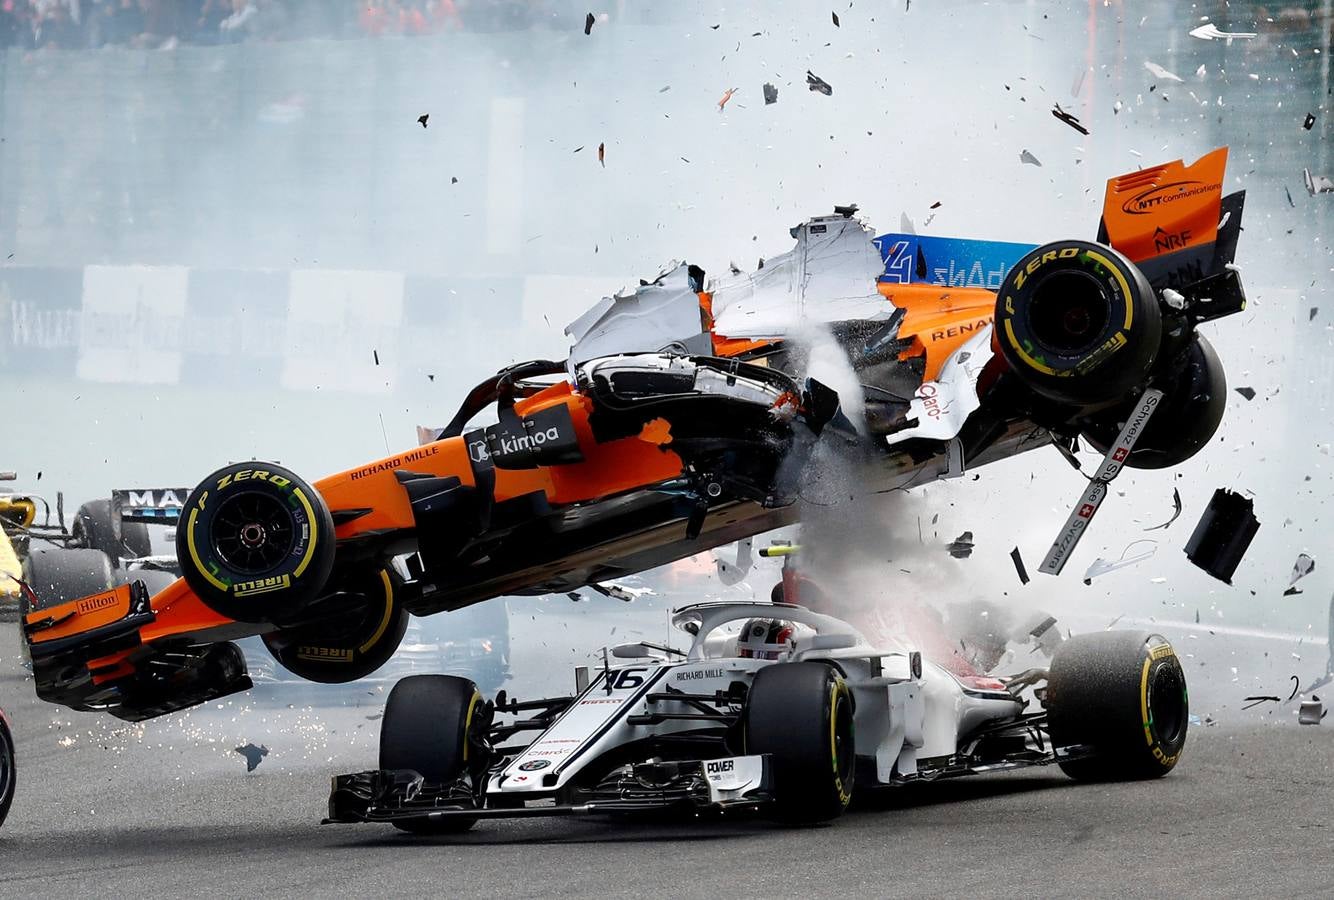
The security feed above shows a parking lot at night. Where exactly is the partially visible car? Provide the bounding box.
[0,705,13,830]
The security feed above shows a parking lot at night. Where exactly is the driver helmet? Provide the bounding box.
[737,618,796,660]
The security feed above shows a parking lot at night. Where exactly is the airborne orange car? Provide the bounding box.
[23,149,1247,721]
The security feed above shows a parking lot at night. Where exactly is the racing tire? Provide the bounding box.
[176,462,335,625]
[1046,630,1188,781]
[744,661,855,824]
[261,569,409,684]
[1080,335,1225,469]
[380,674,485,834]
[996,240,1161,405]
[73,498,152,564]
[21,548,115,607]
[0,707,14,830]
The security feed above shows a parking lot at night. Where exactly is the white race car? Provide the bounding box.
[328,601,1188,831]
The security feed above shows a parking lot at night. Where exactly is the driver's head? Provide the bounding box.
[737,618,795,660]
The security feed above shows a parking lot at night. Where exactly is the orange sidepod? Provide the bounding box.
[877,282,998,381]
[515,385,686,500]
[1100,146,1228,264]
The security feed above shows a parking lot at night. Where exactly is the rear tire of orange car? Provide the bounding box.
[380,674,485,834]
[260,568,409,684]
[995,239,1161,406]
[176,461,335,624]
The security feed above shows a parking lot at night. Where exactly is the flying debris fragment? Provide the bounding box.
[1298,697,1326,725]
[597,142,605,166]
[1285,553,1315,596]
[1304,113,1316,131]
[234,743,269,772]
[1019,149,1042,166]
[1011,547,1030,585]
[1050,103,1089,135]
[1304,168,1334,195]
[946,531,975,559]
[763,82,779,105]
[1188,23,1256,42]
[1146,488,1183,531]
[718,87,737,111]
[584,12,594,35]
[1083,541,1157,584]
[831,11,840,27]
[1144,61,1184,83]
[713,536,755,585]
[416,114,429,128]
[806,70,833,96]
[1183,488,1260,584]
[1234,386,1256,401]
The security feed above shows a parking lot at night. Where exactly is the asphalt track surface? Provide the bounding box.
[2,624,1333,899]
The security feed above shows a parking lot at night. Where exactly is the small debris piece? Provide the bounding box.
[584,12,594,35]
[567,592,584,602]
[234,743,269,772]
[1161,287,1186,310]
[946,531,975,559]
[806,70,833,96]
[1083,541,1157,583]
[1286,186,1296,207]
[763,82,779,105]
[1144,61,1183,83]
[718,87,738,111]
[1188,23,1256,41]
[1298,697,1325,725]
[1028,616,1058,639]
[929,201,942,210]
[1241,695,1280,710]
[417,114,429,128]
[1234,386,1256,401]
[1183,488,1261,584]
[1311,308,1319,322]
[832,11,840,27]
[450,177,458,184]
[1288,552,1316,589]
[1019,149,1042,166]
[1304,168,1334,195]
[1146,488,1183,531]
[1304,113,1316,130]
[1010,546,1031,585]
[597,142,605,166]
[373,349,380,366]
[1051,103,1090,135]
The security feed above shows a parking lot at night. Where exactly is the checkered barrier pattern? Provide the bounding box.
[0,265,574,394]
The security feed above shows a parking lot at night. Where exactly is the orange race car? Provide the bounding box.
[21,149,1248,721]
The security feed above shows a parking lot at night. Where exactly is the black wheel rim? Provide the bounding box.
[1149,662,1187,745]
[212,491,295,574]
[1027,270,1111,357]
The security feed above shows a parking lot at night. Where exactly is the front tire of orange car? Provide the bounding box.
[176,461,335,624]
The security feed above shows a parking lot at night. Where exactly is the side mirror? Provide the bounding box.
[610,643,656,659]
[797,634,857,653]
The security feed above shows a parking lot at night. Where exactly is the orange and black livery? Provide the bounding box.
[22,149,1248,721]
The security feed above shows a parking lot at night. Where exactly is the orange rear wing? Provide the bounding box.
[1098,147,1243,290]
